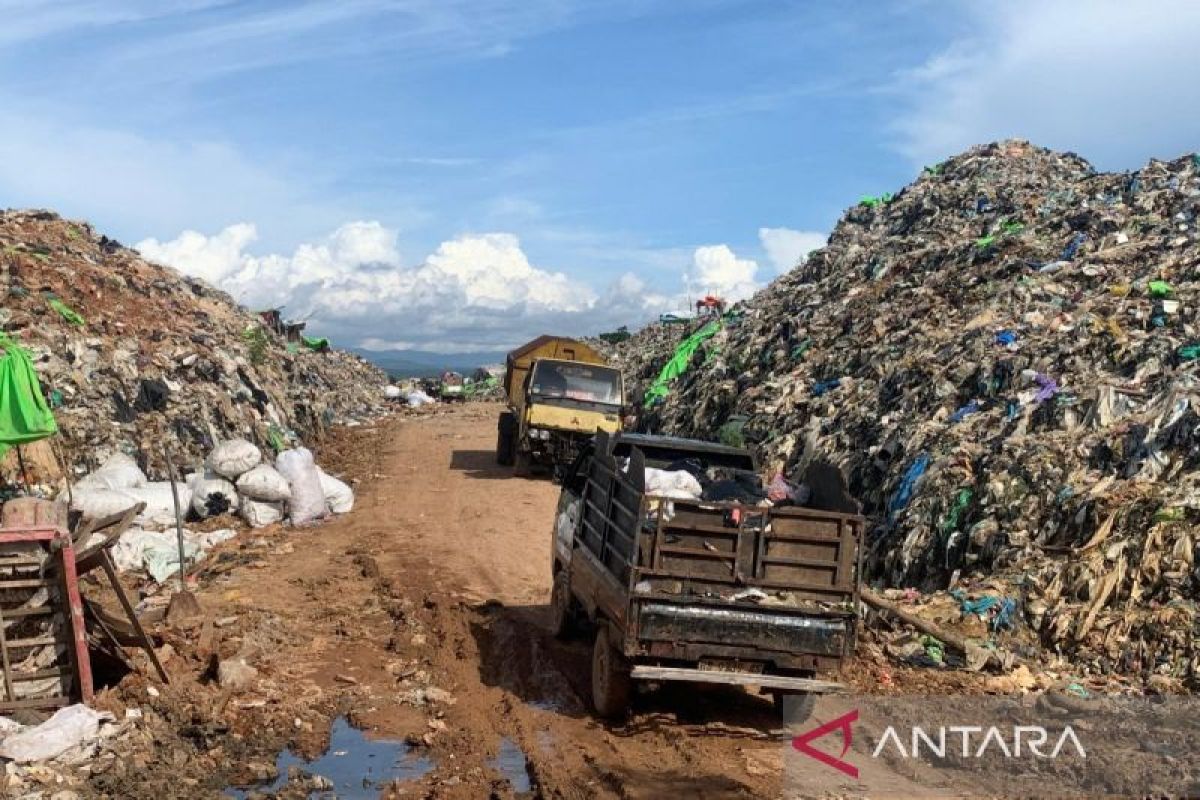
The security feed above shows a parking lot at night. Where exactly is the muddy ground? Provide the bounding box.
[67,404,997,799]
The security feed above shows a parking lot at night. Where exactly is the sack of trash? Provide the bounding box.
[406,390,435,407]
[235,464,292,502]
[70,488,142,521]
[76,452,146,491]
[317,467,354,513]
[207,438,262,479]
[190,473,239,518]
[0,704,114,763]
[276,447,328,525]
[384,385,402,399]
[644,468,703,500]
[240,498,284,528]
[121,482,191,529]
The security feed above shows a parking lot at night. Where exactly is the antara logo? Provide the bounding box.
[792,709,1087,778]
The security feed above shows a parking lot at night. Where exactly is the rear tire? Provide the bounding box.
[549,570,578,639]
[591,627,632,719]
[496,412,516,465]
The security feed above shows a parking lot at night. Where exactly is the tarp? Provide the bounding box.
[301,335,330,352]
[0,334,58,458]
[643,320,721,407]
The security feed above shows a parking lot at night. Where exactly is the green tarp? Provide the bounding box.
[0,334,58,458]
[643,319,721,407]
[301,335,330,352]
[48,298,84,326]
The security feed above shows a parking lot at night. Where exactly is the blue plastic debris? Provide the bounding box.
[950,400,981,423]
[811,378,842,397]
[888,453,930,521]
[1034,373,1059,403]
[994,330,1018,346]
[1060,232,1087,261]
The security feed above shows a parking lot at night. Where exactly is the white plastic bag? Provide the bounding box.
[235,464,292,502]
[406,390,435,407]
[76,452,146,491]
[316,467,354,514]
[121,482,191,530]
[70,488,141,521]
[276,448,327,525]
[190,474,239,518]
[384,385,402,399]
[240,498,284,528]
[644,468,703,500]
[0,704,113,763]
[206,439,262,479]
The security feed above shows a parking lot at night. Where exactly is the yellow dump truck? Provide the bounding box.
[496,336,624,476]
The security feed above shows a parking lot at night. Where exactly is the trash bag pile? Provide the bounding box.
[72,440,355,581]
[623,140,1200,686]
[0,210,390,478]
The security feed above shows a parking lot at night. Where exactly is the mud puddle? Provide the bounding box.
[489,736,532,793]
[225,716,433,798]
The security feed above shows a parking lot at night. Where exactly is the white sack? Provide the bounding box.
[644,468,703,500]
[206,438,262,479]
[70,488,141,521]
[316,467,354,514]
[0,705,113,763]
[276,447,327,525]
[190,474,239,518]
[111,527,239,582]
[384,385,402,399]
[236,464,292,502]
[240,498,284,528]
[406,390,435,407]
[76,452,146,491]
[121,482,190,530]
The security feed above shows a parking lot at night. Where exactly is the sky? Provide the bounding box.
[3,0,1200,353]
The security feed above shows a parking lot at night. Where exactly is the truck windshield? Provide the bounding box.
[530,362,622,405]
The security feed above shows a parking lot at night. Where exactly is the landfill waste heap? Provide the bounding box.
[0,209,389,482]
[620,140,1200,687]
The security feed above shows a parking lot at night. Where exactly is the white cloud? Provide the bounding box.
[758,227,825,274]
[893,0,1200,169]
[136,222,674,350]
[687,244,760,303]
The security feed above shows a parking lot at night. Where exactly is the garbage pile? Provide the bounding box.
[72,440,354,582]
[0,210,390,482]
[624,140,1200,687]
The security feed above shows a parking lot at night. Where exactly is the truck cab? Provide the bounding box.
[497,336,625,477]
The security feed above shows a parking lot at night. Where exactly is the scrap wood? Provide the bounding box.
[861,587,1016,672]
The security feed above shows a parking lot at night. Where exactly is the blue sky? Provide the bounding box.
[3,1,1200,351]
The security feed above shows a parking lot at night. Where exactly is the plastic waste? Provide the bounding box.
[0,704,113,763]
[316,467,354,514]
[190,474,239,518]
[235,464,292,502]
[207,438,262,479]
[276,447,328,525]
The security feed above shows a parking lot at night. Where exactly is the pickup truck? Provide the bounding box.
[550,432,863,719]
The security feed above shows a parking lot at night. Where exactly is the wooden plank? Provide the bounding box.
[0,695,70,712]
[760,556,841,570]
[5,635,57,649]
[630,665,843,693]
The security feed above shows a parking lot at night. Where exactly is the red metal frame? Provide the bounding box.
[0,525,93,705]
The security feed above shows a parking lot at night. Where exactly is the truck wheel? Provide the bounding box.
[496,412,515,465]
[591,627,631,719]
[773,690,816,726]
[549,571,578,639]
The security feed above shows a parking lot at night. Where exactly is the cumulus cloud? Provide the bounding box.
[758,227,825,274]
[136,222,676,351]
[687,244,760,304]
[892,0,1200,169]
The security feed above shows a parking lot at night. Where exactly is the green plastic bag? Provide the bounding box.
[301,335,330,352]
[643,320,721,407]
[48,298,84,326]
[0,334,58,457]
[1149,280,1173,298]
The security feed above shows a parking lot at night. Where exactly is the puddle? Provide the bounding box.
[489,736,532,793]
[225,716,433,798]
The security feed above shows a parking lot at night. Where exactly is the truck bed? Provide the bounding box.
[570,433,863,677]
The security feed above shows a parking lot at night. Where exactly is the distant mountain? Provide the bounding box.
[352,348,508,378]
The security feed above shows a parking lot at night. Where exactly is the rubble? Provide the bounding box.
[622,140,1200,687]
[0,209,390,488]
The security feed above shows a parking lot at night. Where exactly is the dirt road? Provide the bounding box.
[98,404,946,799]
